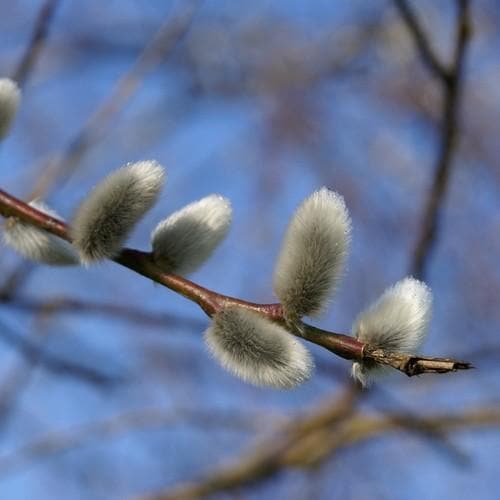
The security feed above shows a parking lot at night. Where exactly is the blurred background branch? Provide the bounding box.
[396,0,472,278]
[0,1,498,499]
[12,0,61,87]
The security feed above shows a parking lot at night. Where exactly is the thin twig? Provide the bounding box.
[12,0,62,87]
[0,318,121,387]
[141,385,360,500]
[28,0,202,201]
[0,188,472,378]
[1,296,206,331]
[0,0,61,298]
[0,0,200,301]
[392,0,449,80]
[364,347,472,376]
[0,313,61,434]
[393,0,472,278]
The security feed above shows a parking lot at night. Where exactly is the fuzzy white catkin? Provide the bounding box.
[273,188,351,320]
[3,200,80,265]
[151,194,231,276]
[205,307,314,389]
[351,277,432,386]
[0,78,21,140]
[71,161,165,263]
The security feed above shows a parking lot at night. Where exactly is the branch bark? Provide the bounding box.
[0,188,472,379]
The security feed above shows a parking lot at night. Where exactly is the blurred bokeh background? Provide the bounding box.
[0,0,499,498]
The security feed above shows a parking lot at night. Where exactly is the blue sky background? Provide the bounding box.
[1,1,500,499]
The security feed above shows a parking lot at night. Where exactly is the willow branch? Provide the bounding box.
[0,0,201,302]
[0,188,472,377]
[141,386,360,500]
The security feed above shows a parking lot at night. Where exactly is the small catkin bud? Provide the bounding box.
[151,194,231,276]
[273,188,351,320]
[71,161,165,264]
[205,307,314,389]
[351,277,432,386]
[0,78,21,140]
[3,200,80,265]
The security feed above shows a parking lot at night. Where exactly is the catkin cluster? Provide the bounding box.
[1,77,432,389]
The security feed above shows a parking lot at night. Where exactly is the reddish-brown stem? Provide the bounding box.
[0,190,67,238]
[0,188,471,377]
[301,325,364,361]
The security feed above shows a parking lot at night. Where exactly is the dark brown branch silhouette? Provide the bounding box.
[393,0,472,278]
[0,188,471,378]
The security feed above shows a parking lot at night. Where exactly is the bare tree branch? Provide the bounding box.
[141,385,359,500]
[146,403,500,500]
[0,0,202,306]
[0,406,277,478]
[12,0,62,87]
[394,0,472,278]
[392,0,449,80]
[28,0,202,201]
[1,295,206,331]
[0,0,61,299]
[0,318,121,386]
[0,189,472,378]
